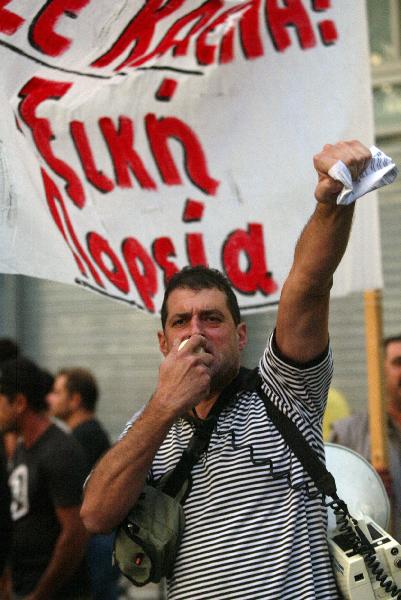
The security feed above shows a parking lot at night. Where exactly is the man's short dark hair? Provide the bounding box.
[0,358,48,412]
[41,370,54,397]
[0,339,20,363]
[160,266,241,329]
[58,368,99,412]
[384,334,401,351]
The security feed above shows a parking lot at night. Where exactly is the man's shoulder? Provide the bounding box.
[37,425,88,488]
[42,422,78,444]
[73,418,110,444]
[329,412,371,459]
[331,412,369,435]
[38,424,87,462]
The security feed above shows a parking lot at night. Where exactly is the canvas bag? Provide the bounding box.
[113,368,252,586]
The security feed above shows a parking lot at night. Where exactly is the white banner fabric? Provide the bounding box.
[0,0,382,315]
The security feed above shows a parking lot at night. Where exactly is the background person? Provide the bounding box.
[47,368,110,469]
[0,357,91,600]
[82,141,372,599]
[330,334,401,541]
[47,367,118,600]
[0,339,20,462]
[0,435,12,599]
[0,337,19,599]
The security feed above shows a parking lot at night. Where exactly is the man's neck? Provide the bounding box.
[21,412,51,449]
[192,393,219,420]
[193,367,243,419]
[387,399,401,428]
[67,409,95,430]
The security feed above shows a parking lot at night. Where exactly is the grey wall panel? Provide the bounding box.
[0,274,19,338]
[18,277,162,441]
[240,310,276,369]
[381,189,401,339]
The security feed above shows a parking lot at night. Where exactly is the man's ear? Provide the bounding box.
[70,393,82,410]
[157,330,169,357]
[237,322,248,351]
[14,393,28,415]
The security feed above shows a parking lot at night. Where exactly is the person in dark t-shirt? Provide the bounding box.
[0,358,91,600]
[0,436,12,578]
[47,367,117,600]
[47,368,110,470]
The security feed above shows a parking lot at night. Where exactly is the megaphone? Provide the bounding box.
[325,443,401,599]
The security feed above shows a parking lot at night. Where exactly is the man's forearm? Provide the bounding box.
[81,395,175,533]
[29,529,88,600]
[82,328,216,532]
[276,202,355,363]
[275,139,373,364]
[291,202,355,294]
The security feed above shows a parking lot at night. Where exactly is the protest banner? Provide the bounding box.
[0,0,382,314]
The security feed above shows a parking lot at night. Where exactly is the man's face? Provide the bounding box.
[0,392,17,433]
[46,374,73,421]
[384,340,401,409]
[158,287,247,394]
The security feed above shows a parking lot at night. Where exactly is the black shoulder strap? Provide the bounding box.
[253,371,337,498]
[162,367,337,500]
[162,367,253,498]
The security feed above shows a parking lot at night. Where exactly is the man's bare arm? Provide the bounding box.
[81,335,213,533]
[276,140,371,363]
[81,399,175,533]
[25,506,89,600]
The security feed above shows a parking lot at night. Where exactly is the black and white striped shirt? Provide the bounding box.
[125,333,339,599]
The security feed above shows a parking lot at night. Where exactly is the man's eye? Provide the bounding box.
[206,315,222,323]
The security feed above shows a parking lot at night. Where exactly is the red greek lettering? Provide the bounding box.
[18,78,85,208]
[86,231,130,293]
[91,0,185,69]
[186,233,208,267]
[222,223,278,295]
[152,237,179,285]
[155,78,178,102]
[41,168,103,286]
[123,0,223,68]
[89,0,338,70]
[0,0,24,35]
[312,0,338,46]
[28,0,90,57]
[121,237,158,312]
[237,0,264,61]
[182,199,205,222]
[99,116,156,190]
[70,120,114,193]
[265,0,316,52]
[145,113,219,196]
[196,0,262,65]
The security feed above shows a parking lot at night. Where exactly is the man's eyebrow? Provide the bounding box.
[169,311,191,321]
[168,308,225,321]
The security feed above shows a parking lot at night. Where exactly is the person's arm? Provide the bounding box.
[0,566,12,600]
[81,400,175,534]
[275,140,371,363]
[81,335,213,533]
[24,506,89,600]
[0,450,12,578]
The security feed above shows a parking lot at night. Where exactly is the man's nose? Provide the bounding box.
[189,316,203,335]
